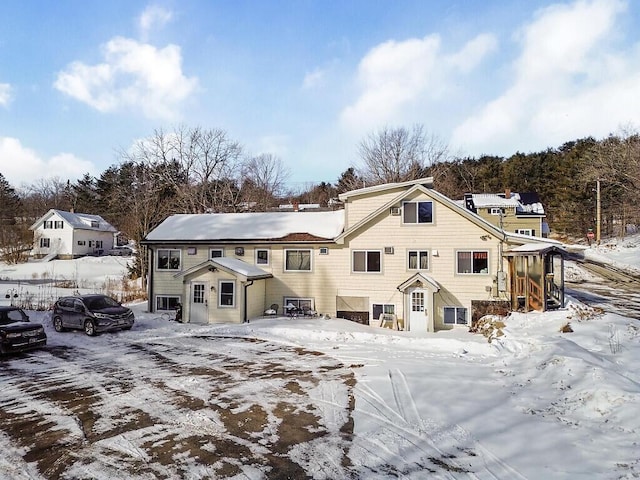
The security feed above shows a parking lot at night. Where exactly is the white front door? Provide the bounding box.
[190,281,208,324]
[409,288,428,331]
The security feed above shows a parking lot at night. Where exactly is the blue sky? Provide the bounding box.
[1,0,639,190]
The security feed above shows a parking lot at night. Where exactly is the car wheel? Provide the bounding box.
[84,320,97,336]
[53,317,65,332]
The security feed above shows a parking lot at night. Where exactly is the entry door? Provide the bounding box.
[190,281,208,324]
[409,288,428,331]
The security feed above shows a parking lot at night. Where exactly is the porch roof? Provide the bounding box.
[174,258,273,281]
[397,272,441,292]
[504,243,568,256]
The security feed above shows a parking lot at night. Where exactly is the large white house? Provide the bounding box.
[30,209,117,260]
[141,178,566,331]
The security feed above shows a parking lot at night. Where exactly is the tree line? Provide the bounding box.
[1,124,639,276]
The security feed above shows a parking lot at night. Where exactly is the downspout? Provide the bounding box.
[243,280,254,323]
[148,247,154,312]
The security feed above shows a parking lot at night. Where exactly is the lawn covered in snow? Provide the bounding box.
[0,239,639,478]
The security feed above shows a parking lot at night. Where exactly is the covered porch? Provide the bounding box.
[505,243,567,312]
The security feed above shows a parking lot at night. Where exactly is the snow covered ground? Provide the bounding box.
[0,239,639,479]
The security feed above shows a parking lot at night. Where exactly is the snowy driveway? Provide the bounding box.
[0,317,356,479]
[1,304,639,479]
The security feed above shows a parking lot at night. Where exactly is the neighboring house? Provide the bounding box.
[30,209,117,260]
[463,190,549,237]
[142,178,565,332]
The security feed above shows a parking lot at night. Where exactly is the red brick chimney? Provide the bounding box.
[505,188,511,199]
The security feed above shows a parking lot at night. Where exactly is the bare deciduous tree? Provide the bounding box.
[121,126,244,214]
[356,125,449,185]
[240,154,290,210]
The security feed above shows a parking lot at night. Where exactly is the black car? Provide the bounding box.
[0,306,47,354]
[52,294,134,336]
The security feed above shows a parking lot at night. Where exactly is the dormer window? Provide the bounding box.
[91,220,99,228]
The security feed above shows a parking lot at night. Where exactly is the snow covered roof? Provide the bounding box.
[30,209,116,232]
[505,242,567,255]
[212,257,273,279]
[145,210,345,242]
[471,193,521,208]
[176,258,273,280]
[467,192,545,215]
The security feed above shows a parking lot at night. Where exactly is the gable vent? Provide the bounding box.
[384,246,394,255]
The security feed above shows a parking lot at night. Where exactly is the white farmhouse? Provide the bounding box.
[30,209,117,260]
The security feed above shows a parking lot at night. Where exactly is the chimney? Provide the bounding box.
[505,188,511,199]
[293,201,299,212]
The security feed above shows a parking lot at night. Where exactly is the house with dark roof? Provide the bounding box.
[29,209,117,260]
[142,178,565,330]
[463,190,549,237]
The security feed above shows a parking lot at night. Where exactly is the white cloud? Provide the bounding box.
[0,83,12,106]
[452,0,635,156]
[340,32,496,135]
[139,5,173,41]
[302,68,326,89]
[54,37,198,120]
[0,137,96,186]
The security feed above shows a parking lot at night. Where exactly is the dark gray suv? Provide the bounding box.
[52,294,134,336]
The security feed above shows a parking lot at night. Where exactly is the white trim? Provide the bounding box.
[218,280,236,308]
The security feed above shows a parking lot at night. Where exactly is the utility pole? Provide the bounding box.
[596,179,601,245]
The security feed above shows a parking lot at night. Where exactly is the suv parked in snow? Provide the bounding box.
[52,295,134,336]
[0,306,47,354]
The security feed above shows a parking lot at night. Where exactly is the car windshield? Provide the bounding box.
[0,310,27,325]
[85,296,120,310]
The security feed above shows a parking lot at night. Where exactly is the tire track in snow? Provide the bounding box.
[351,368,528,479]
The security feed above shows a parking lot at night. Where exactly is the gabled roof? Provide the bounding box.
[29,209,116,232]
[397,272,441,292]
[335,181,555,247]
[336,182,509,244]
[175,258,273,281]
[338,177,434,201]
[144,210,345,244]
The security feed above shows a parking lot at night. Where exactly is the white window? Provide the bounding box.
[157,249,181,270]
[156,295,181,311]
[373,303,395,320]
[219,280,235,307]
[403,201,433,224]
[444,306,468,325]
[284,297,314,313]
[210,248,224,258]
[95,240,103,249]
[91,220,99,228]
[408,250,429,270]
[490,208,503,216]
[40,238,50,248]
[285,249,312,271]
[457,251,489,274]
[352,250,381,273]
[255,248,270,265]
[54,221,64,229]
[515,228,533,236]
[43,221,53,229]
